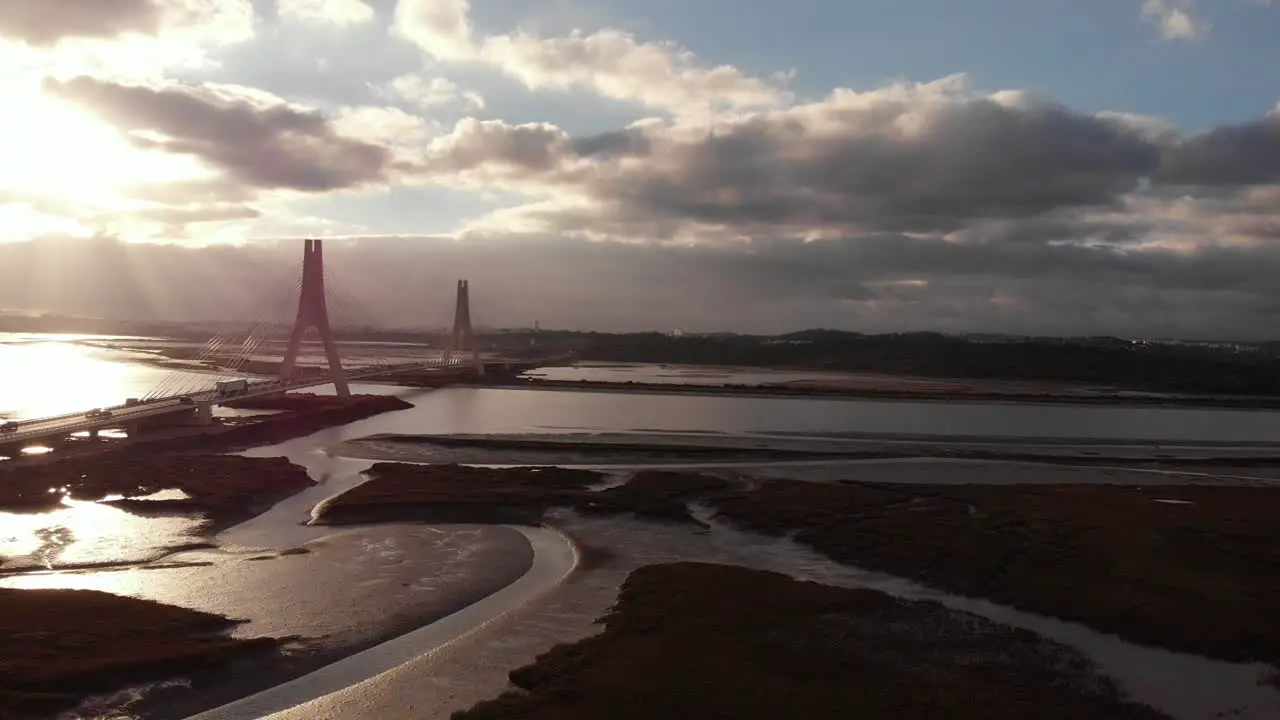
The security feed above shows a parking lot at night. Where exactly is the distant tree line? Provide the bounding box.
[563,330,1280,395]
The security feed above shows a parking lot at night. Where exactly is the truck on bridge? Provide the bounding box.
[215,379,249,397]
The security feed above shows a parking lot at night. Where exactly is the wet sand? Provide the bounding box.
[1,523,535,719]
[188,526,574,720]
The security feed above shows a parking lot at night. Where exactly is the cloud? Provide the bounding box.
[1140,0,1211,40]
[332,105,441,148]
[392,0,787,116]
[43,76,401,193]
[419,76,1164,239]
[392,0,473,60]
[277,0,375,28]
[381,74,485,110]
[0,0,254,47]
[1155,110,1280,186]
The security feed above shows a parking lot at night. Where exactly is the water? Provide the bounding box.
[260,384,1280,444]
[6,335,1280,443]
[0,496,207,570]
[525,361,971,390]
[0,335,271,421]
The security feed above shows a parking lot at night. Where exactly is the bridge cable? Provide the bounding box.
[322,270,404,373]
[148,275,298,399]
[144,271,302,400]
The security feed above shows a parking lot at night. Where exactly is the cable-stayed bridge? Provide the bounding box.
[1,239,529,453]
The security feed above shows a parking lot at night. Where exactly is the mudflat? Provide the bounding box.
[320,463,1280,665]
[455,562,1168,720]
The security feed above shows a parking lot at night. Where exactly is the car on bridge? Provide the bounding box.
[84,409,113,419]
[0,421,17,433]
[179,396,194,404]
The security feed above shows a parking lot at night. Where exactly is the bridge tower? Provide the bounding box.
[441,279,484,376]
[279,239,351,397]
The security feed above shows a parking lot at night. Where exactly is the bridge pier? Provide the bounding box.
[186,402,214,427]
[442,279,484,377]
[280,239,351,398]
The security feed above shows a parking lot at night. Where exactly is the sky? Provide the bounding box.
[1,0,1279,337]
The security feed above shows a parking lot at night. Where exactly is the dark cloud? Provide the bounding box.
[44,76,396,192]
[569,129,650,158]
[1157,113,1280,186]
[0,0,161,45]
[425,118,567,175]
[6,233,1280,340]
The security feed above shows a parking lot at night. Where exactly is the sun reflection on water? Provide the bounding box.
[0,338,213,420]
[0,494,206,571]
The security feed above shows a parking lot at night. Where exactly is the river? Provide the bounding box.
[6,334,1280,443]
[3,336,1280,719]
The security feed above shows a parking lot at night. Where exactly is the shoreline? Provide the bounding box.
[337,431,1280,469]
[0,393,415,472]
[503,377,1280,411]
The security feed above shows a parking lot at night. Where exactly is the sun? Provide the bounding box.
[0,74,206,208]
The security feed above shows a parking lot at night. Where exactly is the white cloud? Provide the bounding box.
[383,74,485,110]
[0,0,256,80]
[392,0,788,117]
[0,0,255,47]
[1141,0,1211,40]
[277,0,375,28]
[392,0,473,60]
[333,105,441,149]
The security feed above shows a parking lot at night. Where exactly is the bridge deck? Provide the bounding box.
[0,361,478,447]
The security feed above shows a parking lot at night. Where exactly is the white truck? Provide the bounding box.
[215,379,250,396]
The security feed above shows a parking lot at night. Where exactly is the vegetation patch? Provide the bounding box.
[314,463,605,525]
[0,587,277,719]
[711,480,1280,664]
[455,562,1167,720]
[314,465,730,526]
[575,470,732,524]
[0,454,314,524]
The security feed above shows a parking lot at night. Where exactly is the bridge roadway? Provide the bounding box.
[0,361,441,448]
